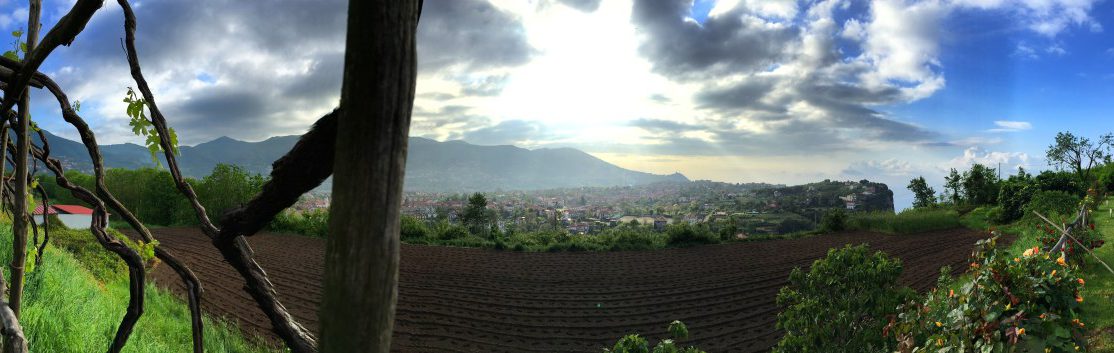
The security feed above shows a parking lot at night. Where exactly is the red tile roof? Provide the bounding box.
[32,205,56,215]
[32,205,95,215]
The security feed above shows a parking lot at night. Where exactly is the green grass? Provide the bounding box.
[1084,199,1114,348]
[0,226,282,353]
[846,208,961,234]
[961,206,1045,256]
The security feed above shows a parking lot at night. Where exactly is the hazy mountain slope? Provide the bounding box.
[29,131,688,191]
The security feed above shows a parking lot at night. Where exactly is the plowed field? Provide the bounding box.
[130,227,994,352]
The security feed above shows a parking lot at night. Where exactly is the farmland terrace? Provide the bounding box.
[128,227,1000,352]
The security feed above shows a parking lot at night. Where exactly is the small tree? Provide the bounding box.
[1046,131,1113,184]
[906,176,936,209]
[962,164,998,205]
[820,208,846,232]
[462,192,490,236]
[944,168,962,204]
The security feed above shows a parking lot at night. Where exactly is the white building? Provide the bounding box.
[33,204,102,229]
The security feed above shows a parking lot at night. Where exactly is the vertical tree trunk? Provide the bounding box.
[318,1,421,352]
[0,124,8,213]
[9,0,40,317]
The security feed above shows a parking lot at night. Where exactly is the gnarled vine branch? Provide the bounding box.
[116,0,325,351]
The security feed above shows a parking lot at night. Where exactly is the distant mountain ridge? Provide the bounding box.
[28,131,689,192]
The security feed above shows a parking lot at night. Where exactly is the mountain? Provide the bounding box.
[406,137,689,191]
[26,131,689,192]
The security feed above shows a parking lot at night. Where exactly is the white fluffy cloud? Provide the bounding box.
[945,146,1035,171]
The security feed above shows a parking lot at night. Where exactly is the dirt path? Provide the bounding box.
[130,227,994,352]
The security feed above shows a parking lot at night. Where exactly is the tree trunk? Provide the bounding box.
[318,1,421,352]
[9,0,40,317]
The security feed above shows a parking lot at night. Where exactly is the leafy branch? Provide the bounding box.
[124,87,178,167]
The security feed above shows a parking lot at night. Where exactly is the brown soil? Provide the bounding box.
[129,227,996,353]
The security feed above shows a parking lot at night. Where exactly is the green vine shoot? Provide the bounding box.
[124,87,179,167]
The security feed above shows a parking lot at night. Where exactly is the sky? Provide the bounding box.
[2,0,1114,209]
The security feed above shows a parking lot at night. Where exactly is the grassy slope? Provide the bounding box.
[0,227,282,353]
[1085,200,1114,352]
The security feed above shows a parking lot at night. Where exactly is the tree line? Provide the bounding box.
[907,131,1114,223]
[39,164,265,227]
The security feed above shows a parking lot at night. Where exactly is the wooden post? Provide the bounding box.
[318,1,422,352]
[9,0,40,317]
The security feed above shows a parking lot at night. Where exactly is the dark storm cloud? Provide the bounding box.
[34,0,535,144]
[461,120,551,145]
[631,0,799,80]
[418,0,534,71]
[694,79,782,114]
[558,0,602,12]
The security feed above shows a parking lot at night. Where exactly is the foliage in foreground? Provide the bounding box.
[49,227,156,283]
[774,244,914,353]
[891,234,1089,353]
[774,230,1098,353]
[846,208,962,234]
[0,227,279,352]
[603,320,705,353]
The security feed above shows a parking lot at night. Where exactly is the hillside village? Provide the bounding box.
[390,179,894,236]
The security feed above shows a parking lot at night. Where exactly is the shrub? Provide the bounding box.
[665,223,718,246]
[890,233,1088,352]
[1023,190,1081,224]
[846,208,960,234]
[820,208,847,232]
[774,244,913,353]
[49,228,156,283]
[603,321,705,353]
[996,175,1035,223]
[1035,221,1105,268]
[1035,170,1085,196]
[400,215,430,241]
[269,208,329,237]
[435,223,470,240]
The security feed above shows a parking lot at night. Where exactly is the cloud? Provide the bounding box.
[460,120,553,146]
[630,0,799,81]
[952,0,1102,36]
[944,146,1034,171]
[987,120,1033,132]
[842,159,915,177]
[556,0,602,12]
[418,0,534,71]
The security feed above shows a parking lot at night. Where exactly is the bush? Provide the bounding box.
[1023,190,1081,224]
[890,233,1088,352]
[820,208,847,232]
[435,222,470,240]
[603,227,665,251]
[774,244,913,353]
[1036,170,1085,196]
[846,208,961,234]
[665,223,718,246]
[400,215,430,241]
[996,175,1035,223]
[49,228,156,283]
[269,208,329,237]
[603,321,705,353]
